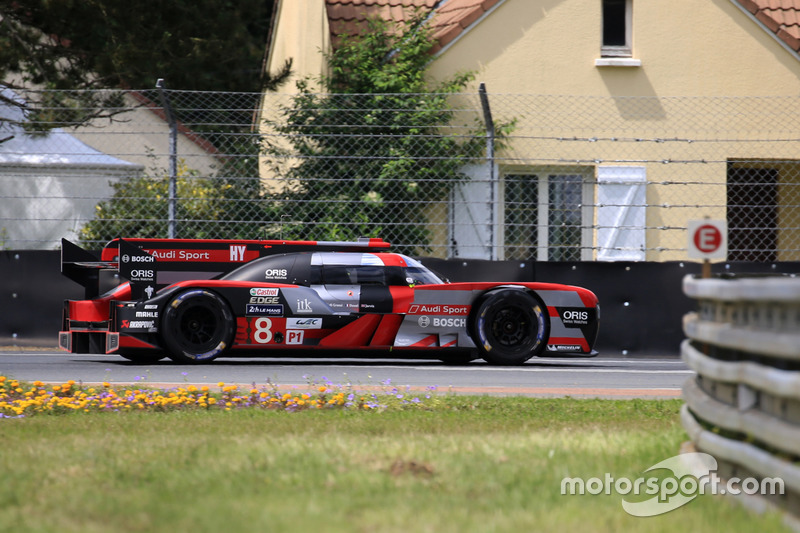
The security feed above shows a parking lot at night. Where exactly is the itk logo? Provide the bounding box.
[561,452,784,517]
[296,298,313,313]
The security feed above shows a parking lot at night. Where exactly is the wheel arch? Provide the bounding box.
[159,287,236,363]
[467,286,551,365]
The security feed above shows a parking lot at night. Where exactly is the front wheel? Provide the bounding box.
[470,290,549,366]
[160,289,235,364]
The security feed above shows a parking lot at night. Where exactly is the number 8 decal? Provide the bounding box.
[253,318,272,344]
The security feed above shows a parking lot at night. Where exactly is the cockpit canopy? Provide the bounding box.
[221,252,445,287]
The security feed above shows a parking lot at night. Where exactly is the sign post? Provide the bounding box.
[687,220,727,278]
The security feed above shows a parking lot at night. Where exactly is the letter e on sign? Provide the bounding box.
[687,220,727,260]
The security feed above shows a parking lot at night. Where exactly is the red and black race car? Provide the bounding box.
[59,237,599,365]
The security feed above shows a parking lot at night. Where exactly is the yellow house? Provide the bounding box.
[260,0,800,261]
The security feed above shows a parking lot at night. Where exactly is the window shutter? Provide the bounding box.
[450,164,495,259]
[597,166,646,261]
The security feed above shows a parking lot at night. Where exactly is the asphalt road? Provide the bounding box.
[0,351,691,399]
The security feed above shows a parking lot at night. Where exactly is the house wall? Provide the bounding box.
[428,0,799,97]
[70,94,221,179]
[265,0,331,94]
[258,0,800,261]
[426,0,800,260]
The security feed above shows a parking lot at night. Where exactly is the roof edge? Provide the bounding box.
[432,0,508,57]
[729,0,800,64]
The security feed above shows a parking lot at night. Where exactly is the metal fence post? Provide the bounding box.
[156,79,178,239]
[478,83,498,261]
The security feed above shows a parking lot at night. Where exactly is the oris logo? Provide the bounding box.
[265,269,288,279]
[559,308,591,326]
[130,269,154,278]
[562,311,588,321]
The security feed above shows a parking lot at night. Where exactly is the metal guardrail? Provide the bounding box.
[682,274,800,518]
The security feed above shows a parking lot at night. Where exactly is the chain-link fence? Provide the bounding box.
[1,87,799,261]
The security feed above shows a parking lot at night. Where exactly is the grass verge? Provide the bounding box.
[0,380,789,533]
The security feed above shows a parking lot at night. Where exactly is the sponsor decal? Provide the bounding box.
[144,304,158,309]
[246,304,284,317]
[128,269,154,281]
[250,288,280,297]
[230,245,247,262]
[144,249,212,261]
[286,330,305,345]
[547,344,583,352]
[417,316,430,328]
[286,318,322,330]
[432,317,466,328]
[296,298,313,313]
[121,320,155,329]
[408,304,470,316]
[558,308,591,327]
[135,311,158,318]
[121,253,154,263]
[144,285,155,299]
[249,296,280,304]
[265,268,288,279]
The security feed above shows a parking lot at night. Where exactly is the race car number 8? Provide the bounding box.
[253,318,272,344]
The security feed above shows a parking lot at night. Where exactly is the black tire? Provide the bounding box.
[160,289,235,364]
[118,350,166,364]
[470,289,549,366]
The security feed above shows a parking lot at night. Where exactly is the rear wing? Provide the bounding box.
[62,237,391,299]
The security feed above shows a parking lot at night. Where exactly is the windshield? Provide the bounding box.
[401,256,445,285]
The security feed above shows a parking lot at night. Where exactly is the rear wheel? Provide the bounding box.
[470,290,548,366]
[161,289,235,364]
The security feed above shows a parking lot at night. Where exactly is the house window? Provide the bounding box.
[601,0,632,57]
[727,165,778,262]
[502,169,594,261]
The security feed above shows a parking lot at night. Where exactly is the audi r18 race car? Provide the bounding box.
[59,237,599,365]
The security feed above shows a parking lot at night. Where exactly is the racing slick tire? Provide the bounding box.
[470,289,549,366]
[161,289,235,364]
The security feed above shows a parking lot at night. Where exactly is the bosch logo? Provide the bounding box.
[130,255,154,262]
[130,269,154,278]
[418,316,430,328]
[121,254,129,263]
[433,317,466,328]
[562,311,588,321]
[265,269,288,279]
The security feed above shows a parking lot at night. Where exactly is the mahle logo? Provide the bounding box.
[561,452,784,517]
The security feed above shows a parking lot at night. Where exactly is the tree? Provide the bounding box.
[78,159,252,244]
[263,13,502,253]
[0,0,287,127]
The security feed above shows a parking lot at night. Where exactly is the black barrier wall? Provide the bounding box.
[2,250,798,354]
